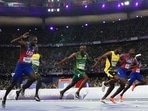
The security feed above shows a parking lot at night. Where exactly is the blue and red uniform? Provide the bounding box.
[117,54,134,78]
[128,58,142,84]
[13,42,35,80]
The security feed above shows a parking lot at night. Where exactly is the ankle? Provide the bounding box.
[35,95,39,97]
[76,91,79,94]
[2,97,6,100]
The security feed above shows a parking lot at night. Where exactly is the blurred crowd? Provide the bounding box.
[0,17,148,89]
[0,17,148,44]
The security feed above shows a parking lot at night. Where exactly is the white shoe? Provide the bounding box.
[101,81,106,92]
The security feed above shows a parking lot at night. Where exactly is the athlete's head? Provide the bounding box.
[79,45,86,53]
[128,49,135,57]
[115,47,122,54]
[29,35,38,46]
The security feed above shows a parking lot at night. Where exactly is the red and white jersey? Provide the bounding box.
[18,42,35,63]
[131,58,142,73]
[120,54,134,69]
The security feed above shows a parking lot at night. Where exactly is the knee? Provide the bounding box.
[110,83,115,88]
[70,82,76,87]
[84,74,89,80]
[85,76,89,81]
[36,75,41,81]
[32,74,38,80]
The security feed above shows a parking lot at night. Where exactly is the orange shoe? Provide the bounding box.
[109,97,117,104]
[119,95,123,102]
[132,83,136,91]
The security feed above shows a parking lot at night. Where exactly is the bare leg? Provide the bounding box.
[110,78,126,98]
[75,74,89,96]
[16,72,37,100]
[34,76,42,101]
[2,80,17,108]
[101,82,115,100]
[60,80,78,99]
[120,83,132,97]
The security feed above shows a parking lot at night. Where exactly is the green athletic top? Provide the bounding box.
[75,51,88,71]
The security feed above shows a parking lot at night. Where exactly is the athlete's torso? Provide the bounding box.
[18,42,35,64]
[75,51,88,70]
[31,53,40,66]
[132,59,142,73]
[120,54,134,69]
[105,51,120,70]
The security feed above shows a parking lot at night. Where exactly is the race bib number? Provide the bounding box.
[136,69,140,73]
[23,57,31,63]
[32,60,40,66]
[111,62,117,67]
[125,64,130,69]
[78,64,85,70]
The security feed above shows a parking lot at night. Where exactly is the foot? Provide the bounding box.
[101,81,106,92]
[75,92,80,99]
[59,91,64,99]
[119,95,123,102]
[2,98,6,108]
[132,83,136,91]
[21,89,25,96]
[15,90,20,100]
[100,99,106,104]
[109,97,117,104]
[34,96,40,102]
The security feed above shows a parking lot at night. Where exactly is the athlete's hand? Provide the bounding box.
[22,32,29,39]
[94,58,98,62]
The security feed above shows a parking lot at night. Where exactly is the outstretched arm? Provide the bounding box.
[91,51,112,68]
[11,32,29,46]
[55,52,76,66]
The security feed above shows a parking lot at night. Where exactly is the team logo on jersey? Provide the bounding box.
[26,50,34,56]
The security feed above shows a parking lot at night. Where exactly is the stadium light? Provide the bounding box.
[117,4,121,8]
[50,27,54,30]
[57,8,60,12]
[121,1,130,6]
[85,23,88,26]
[135,2,139,6]
[124,1,130,6]
[51,8,54,12]
[85,5,88,8]
[66,5,68,8]
[102,4,105,8]
[48,9,51,12]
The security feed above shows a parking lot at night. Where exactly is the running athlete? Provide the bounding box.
[120,54,146,101]
[55,45,92,99]
[91,47,122,103]
[109,49,135,103]
[15,50,42,101]
[2,32,38,108]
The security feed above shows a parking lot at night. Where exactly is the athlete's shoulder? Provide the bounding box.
[120,53,127,57]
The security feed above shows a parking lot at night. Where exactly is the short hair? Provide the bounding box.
[28,35,37,41]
